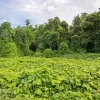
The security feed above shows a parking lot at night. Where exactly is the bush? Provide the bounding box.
[78,48,87,53]
[70,35,80,52]
[36,43,45,52]
[34,52,43,57]
[0,40,8,56]
[52,50,59,57]
[43,49,53,58]
[58,42,70,54]
[2,42,18,57]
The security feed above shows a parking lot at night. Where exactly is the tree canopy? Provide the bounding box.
[0,11,100,57]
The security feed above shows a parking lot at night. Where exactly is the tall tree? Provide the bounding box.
[25,19,31,26]
[81,11,100,52]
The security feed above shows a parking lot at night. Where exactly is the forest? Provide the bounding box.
[0,11,100,57]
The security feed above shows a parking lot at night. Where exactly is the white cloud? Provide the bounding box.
[0,19,7,23]
[2,19,7,22]
[47,5,57,12]
[93,0,100,9]
[9,0,43,13]
[0,0,99,26]
[53,0,72,4]
[43,0,72,12]
[23,1,42,13]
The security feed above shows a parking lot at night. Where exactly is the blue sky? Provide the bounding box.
[0,0,99,27]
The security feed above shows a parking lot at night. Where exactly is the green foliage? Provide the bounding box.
[36,43,45,52]
[81,12,100,52]
[71,15,82,36]
[0,11,100,56]
[2,42,18,57]
[58,42,70,54]
[0,40,8,56]
[25,19,31,26]
[0,56,100,99]
[71,35,80,52]
[1,22,11,29]
[72,15,81,27]
[14,26,35,56]
[34,52,42,57]
[0,22,15,42]
[43,49,53,58]
[52,50,59,57]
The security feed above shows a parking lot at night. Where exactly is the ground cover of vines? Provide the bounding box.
[0,54,100,100]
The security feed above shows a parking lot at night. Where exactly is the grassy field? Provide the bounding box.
[0,54,100,100]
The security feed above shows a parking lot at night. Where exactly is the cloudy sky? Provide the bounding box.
[0,0,99,26]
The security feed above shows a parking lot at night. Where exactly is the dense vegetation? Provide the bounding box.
[0,54,100,99]
[0,10,100,99]
[0,11,100,57]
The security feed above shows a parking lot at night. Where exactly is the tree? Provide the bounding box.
[58,42,70,54]
[53,17,61,31]
[0,11,100,56]
[70,35,80,52]
[1,22,11,29]
[43,49,53,58]
[36,43,45,52]
[71,15,82,36]
[45,17,61,31]
[14,26,36,55]
[81,11,100,52]
[59,21,69,42]
[25,19,31,26]
[0,22,15,56]
[80,13,88,23]
[0,22,15,41]
[42,31,60,50]
[2,42,18,57]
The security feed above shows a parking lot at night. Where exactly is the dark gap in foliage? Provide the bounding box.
[29,43,37,52]
[51,43,58,50]
[45,44,50,49]
[87,42,95,53]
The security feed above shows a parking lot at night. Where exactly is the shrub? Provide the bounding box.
[78,48,87,53]
[36,43,45,52]
[43,49,53,58]
[52,50,59,57]
[70,35,80,52]
[2,42,18,57]
[58,42,70,54]
[34,52,42,57]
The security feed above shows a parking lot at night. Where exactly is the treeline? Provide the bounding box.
[0,11,100,57]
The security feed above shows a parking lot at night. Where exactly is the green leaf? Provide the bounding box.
[36,89,42,95]
[34,79,41,85]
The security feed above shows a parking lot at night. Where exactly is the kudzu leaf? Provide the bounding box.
[36,89,42,95]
